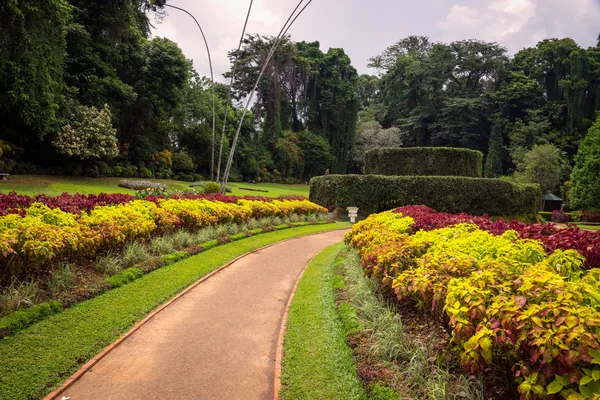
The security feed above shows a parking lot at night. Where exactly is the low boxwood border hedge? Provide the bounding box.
[364,147,483,177]
[310,174,541,220]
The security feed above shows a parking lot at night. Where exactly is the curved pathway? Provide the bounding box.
[58,229,348,400]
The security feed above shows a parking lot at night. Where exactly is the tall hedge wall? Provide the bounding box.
[364,147,484,177]
[310,175,541,220]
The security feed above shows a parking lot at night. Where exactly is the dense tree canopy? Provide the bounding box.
[1,2,599,208]
[366,34,600,208]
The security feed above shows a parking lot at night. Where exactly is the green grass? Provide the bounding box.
[0,175,190,196]
[0,222,350,400]
[576,224,600,231]
[228,182,309,198]
[279,244,367,400]
[0,175,309,198]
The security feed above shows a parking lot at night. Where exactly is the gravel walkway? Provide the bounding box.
[60,229,348,400]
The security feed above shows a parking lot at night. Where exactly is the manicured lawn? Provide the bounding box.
[0,175,309,197]
[279,243,366,400]
[0,222,350,400]
[0,175,188,196]
[227,182,309,198]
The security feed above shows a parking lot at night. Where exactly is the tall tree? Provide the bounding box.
[571,115,600,210]
[0,0,72,144]
[380,39,508,151]
[229,36,359,175]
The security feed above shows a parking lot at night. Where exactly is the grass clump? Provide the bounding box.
[48,265,77,295]
[149,236,175,256]
[94,253,122,276]
[0,280,40,315]
[122,242,150,268]
[170,230,195,249]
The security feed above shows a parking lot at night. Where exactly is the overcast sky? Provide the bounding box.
[152,0,600,80]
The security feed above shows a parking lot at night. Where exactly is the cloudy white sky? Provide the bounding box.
[152,0,600,80]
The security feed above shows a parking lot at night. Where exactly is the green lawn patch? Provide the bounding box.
[0,222,350,400]
[0,175,192,196]
[279,243,367,400]
[228,182,309,198]
[0,175,309,198]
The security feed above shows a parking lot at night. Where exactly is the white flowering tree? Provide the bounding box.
[53,104,118,160]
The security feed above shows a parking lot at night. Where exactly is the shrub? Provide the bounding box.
[172,152,195,172]
[203,181,221,194]
[176,172,196,182]
[364,147,483,177]
[551,210,570,223]
[53,104,118,161]
[310,174,541,220]
[0,280,40,314]
[129,135,154,165]
[96,161,109,177]
[109,165,123,177]
[138,167,153,179]
[170,230,194,249]
[153,150,172,167]
[84,165,100,178]
[122,165,138,178]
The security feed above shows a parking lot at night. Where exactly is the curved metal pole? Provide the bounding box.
[165,4,216,180]
[216,0,254,182]
[221,0,315,194]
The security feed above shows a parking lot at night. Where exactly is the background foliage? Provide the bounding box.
[1,3,600,209]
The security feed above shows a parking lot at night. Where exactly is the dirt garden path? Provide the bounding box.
[58,229,348,400]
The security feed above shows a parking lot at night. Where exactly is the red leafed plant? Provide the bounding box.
[394,205,600,269]
[583,210,600,223]
[551,210,570,223]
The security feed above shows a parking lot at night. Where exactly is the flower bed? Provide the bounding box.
[0,196,326,282]
[0,191,308,216]
[345,209,600,399]
[394,205,600,269]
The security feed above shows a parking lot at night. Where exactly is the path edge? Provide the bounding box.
[272,241,344,400]
[44,226,349,400]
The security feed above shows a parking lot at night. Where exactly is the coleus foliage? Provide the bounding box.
[0,191,307,216]
[394,205,600,269]
[0,197,327,281]
[345,211,600,399]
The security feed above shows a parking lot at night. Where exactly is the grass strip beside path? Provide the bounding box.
[0,222,350,400]
[279,244,367,400]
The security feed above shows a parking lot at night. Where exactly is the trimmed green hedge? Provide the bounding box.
[364,147,483,177]
[310,175,541,220]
